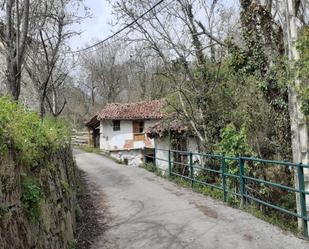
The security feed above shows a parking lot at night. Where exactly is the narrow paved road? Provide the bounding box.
[75,149,308,249]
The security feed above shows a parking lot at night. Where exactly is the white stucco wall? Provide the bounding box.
[188,137,202,167]
[154,137,170,172]
[110,150,143,167]
[153,136,200,173]
[100,120,133,151]
[99,119,157,151]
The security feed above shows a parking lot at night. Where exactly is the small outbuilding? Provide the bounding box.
[146,118,200,172]
[86,99,166,166]
[85,114,100,148]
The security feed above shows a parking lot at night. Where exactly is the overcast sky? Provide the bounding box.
[68,0,238,51]
[69,0,114,50]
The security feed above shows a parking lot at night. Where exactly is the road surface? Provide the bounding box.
[74,149,309,249]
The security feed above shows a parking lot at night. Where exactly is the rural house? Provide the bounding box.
[86,99,166,166]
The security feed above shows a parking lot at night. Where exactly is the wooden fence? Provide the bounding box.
[71,130,89,146]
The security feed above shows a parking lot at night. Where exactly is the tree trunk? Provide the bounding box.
[5,0,19,100]
[5,0,30,101]
[52,89,57,114]
[6,59,20,100]
[286,0,309,232]
[40,95,46,118]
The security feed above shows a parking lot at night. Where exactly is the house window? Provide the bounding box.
[139,121,144,133]
[113,120,120,131]
[133,120,144,133]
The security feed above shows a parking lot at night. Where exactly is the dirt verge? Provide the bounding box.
[76,170,108,249]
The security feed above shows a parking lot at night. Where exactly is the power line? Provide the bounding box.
[72,0,169,54]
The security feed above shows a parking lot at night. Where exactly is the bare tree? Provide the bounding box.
[79,42,128,105]
[109,0,236,148]
[3,0,30,100]
[24,0,86,117]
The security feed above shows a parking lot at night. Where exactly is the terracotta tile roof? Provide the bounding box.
[98,99,166,120]
[85,114,99,128]
[146,116,188,138]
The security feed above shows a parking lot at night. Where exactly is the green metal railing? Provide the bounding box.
[143,148,309,238]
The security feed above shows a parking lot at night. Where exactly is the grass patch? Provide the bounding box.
[244,205,298,234]
[142,162,165,176]
[77,145,102,154]
[78,146,129,165]
[143,162,157,173]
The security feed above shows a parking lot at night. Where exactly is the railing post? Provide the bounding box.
[297,163,308,238]
[239,157,246,208]
[154,148,157,169]
[143,148,147,165]
[168,149,172,177]
[221,155,227,203]
[189,152,194,188]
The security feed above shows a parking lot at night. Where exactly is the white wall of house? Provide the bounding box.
[100,120,133,151]
[110,149,143,167]
[100,119,157,151]
[188,137,203,167]
[154,136,200,173]
[154,137,170,172]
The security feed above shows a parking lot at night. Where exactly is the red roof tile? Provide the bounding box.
[146,117,188,138]
[98,99,166,120]
[85,114,99,128]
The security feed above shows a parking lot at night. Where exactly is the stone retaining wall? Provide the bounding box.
[0,146,78,249]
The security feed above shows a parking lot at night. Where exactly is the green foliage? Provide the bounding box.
[228,42,248,72]
[216,123,253,157]
[61,180,72,196]
[78,145,101,154]
[67,240,77,249]
[142,162,164,176]
[226,4,291,160]
[0,97,18,154]
[21,178,42,222]
[143,162,157,173]
[296,27,309,116]
[229,6,268,80]
[296,26,309,80]
[215,124,253,196]
[244,205,298,234]
[0,96,71,166]
[0,206,9,217]
[299,87,309,115]
[42,116,72,150]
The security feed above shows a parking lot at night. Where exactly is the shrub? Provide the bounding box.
[143,162,157,173]
[21,178,42,222]
[0,96,71,166]
[216,123,253,158]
